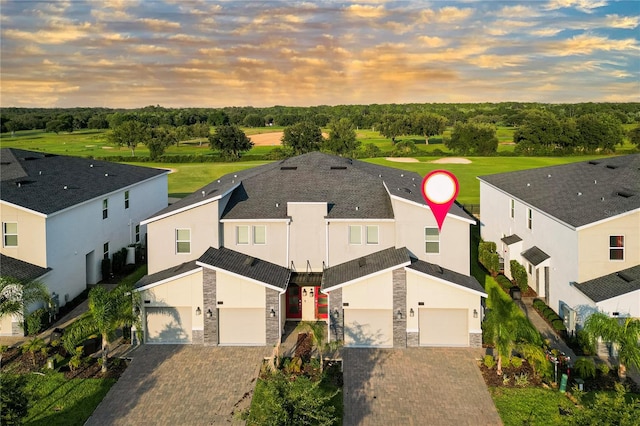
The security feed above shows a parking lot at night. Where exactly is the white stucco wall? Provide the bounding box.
[288,202,327,272]
[326,220,395,268]
[596,289,640,318]
[222,220,289,267]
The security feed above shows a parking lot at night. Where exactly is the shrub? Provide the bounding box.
[574,357,596,379]
[68,346,85,372]
[25,308,47,336]
[511,357,523,368]
[478,241,500,276]
[552,319,566,332]
[598,363,610,376]
[510,260,528,292]
[484,355,496,369]
[515,373,529,387]
[532,298,546,310]
[496,274,512,290]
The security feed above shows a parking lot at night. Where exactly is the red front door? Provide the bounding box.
[315,286,328,319]
[286,285,302,319]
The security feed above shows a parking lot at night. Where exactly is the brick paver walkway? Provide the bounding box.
[343,347,502,426]
[85,345,270,425]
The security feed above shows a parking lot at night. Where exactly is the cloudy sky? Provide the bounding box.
[1,0,638,108]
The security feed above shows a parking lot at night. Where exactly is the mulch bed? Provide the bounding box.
[479,360,543,388]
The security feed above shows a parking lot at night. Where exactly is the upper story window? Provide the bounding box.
[176,229,191,254]
[236,225,249,245]
[349,225,362,245]
[125,191,130,209]
[510,199,515,219]
[253,226,266,245]
[425,227,439,254]
[135,224,140,243]
[103,199,108,219]
[103,242,109,260]
[609,236,624,260]
[3,222,18,247]
[527,208,532,230]
[366,225,379,245]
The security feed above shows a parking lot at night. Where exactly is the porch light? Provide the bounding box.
[206,309,213,318]
[409,308,414,317]
[270,308,276,318]
[309,288,314,297]
[396,310,403,320]
[196,307,202,316]
[303,289,307,296]
[473,309,478,318]
[134,306,140,315]
[333,308,340,319]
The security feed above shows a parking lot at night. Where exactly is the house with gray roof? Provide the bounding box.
[135,152,485,348]
[0,148,168,335]
[478,154,640,331]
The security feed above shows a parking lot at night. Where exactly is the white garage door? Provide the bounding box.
[344,309,392,348]
[146,307,192,344]
[219,308,265,345]
[419,308,468,347]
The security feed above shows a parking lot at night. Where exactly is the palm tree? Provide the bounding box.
[583,312,640,380]
[0,276,50,333]
[63,283,140,373]
[483,286,540,375]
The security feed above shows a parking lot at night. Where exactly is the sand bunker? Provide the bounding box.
[385,157,420,163]
[249,132,283,146]
[430,157,472,164]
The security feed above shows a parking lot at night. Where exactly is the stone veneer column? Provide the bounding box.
[265,289,280,345]
[203,268,218,346]
[469,333,482,348]
[407,331,419,347]
[392,268,407,348]
[328,288,343,343]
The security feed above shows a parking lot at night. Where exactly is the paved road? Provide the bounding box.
[343,347,502,426]
[85,345,270,425]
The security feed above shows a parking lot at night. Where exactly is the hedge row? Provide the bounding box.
[478,241,500,276]
[532,298,566,332]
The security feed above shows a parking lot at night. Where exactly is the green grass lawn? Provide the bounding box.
[21,371,116,426]
[490,387,575,426]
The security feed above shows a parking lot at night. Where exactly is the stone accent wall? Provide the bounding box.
[469,332,482,348]
[392,268,407,348]
[407,331,419,347]
[328,288,343,343]
[265,289,280,345]
[203,268,218,346]
[192,330,204,345]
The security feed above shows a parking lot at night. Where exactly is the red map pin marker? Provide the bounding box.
[421,170,459,231]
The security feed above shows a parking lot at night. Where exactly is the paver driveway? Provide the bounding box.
[86,345,270,425]
[343,347,502,426]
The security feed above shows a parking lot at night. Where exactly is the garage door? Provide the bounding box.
[419,308,468,347]
[344,309,392,348]
[146,307,192,344]
[219,308,265,345]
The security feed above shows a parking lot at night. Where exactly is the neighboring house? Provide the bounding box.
[0,148,168,336]
[136,152,485,348]
[478,154,640,331]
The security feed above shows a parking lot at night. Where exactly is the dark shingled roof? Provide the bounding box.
[406,259,485,294]
[135,261,200,289]
[478,154,640,228]
[198,247,291,289]
[0,254,50,282]
[575,266,640,303]
[521,246,550,266]
[148,152,474,222]
[322,247,411,290]
[501,234,522,245]
[1,148,167,215]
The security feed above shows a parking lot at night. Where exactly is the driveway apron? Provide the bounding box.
[86,345,270,425]
[343,347,502,426]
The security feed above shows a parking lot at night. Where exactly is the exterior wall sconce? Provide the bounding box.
[206,309,213,318]
[333,308,340,319]
[409,308,414,317]
[270,308,276,318]
[134,306,140,315]
[473,309,478,318]
[309,288,314,297]
[196,307,202,316]
[396,310,403,320]
[303,289,307,296]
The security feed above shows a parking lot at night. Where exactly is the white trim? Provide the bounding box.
[196,261,286,293]
[134,267,203,292]
[0,201,48,218]
[323,261,411,292]
[577,208,640,231]
[405,267,487,297]
[325,218,395,223]
[142,182,239,225]
[385,187,476,225]
[220,218,291,223]
[406,328,419,333]
[287,202,327,205]
[469,328,483,334]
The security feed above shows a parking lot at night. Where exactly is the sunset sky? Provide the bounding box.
[1,0,639,108]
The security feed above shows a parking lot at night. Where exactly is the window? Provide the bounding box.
[102,199,108,219]
[528,263,533,275]
[366,225,379,245]
[609,236,624,260]
[237,226,249,245]
[176,229,191,253]
[527,208,532,230]
[425,227,439,254]
[253,226,266,245]
[510,199,515,219]
[349,225,361,244]
[103,242,109,260]
[135,225,140,243]
[125,191,130,209]
[3,222,17,247]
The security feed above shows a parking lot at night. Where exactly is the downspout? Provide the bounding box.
[286,221,290,266]
[325,221,330,268]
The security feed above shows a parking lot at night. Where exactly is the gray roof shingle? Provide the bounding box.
[575,265,640,303]
[521,246,550,266]
[198,247,291,289]
[406,259,486,294]
[478,154,640,228]
[0,254,50,282]
[1,148,167,215]
[322,247,411,290]
[135,261,200,289]
[501,234,522,245]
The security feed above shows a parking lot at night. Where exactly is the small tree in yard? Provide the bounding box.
[0,276,50,335]
[510,260,528,292]
[208,125,253,160]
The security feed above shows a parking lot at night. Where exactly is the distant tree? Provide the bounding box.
[312,113,331,127]
[576,113,625,153]
[108,120,149,156]
[45,115,73,134]
[209,125,253,160]
[410,112,448,144]
[324,118,360,156]
[446,122,498,155]
[281,121,323,155]
[148,126,177,160]
[277,114,301,127]
[208,110,229,126]
[378,113,409,143]
[513,110,562,151]
[87,115,109,129]
[243,114,265,128]
[628,126,640,149]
